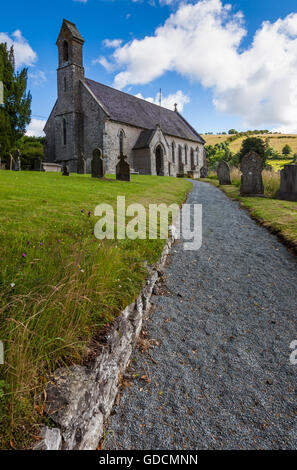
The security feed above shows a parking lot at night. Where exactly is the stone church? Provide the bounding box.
[44,19,206,176]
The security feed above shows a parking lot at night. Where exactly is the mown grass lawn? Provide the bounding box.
[0,171,192,449]
[200,176,297,251]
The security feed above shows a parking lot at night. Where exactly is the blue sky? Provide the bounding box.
[2,0,297,135]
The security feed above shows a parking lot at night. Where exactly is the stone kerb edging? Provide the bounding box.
[34,236,173,450]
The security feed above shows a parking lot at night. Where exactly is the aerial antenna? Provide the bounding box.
[159,88,162,128]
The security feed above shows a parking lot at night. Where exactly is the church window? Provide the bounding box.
[119,130,124,154]
[63,118,67,145]
[172,142,175,163]
[63,41,69,62]
[64,77,67,92]
[184,145,188,165]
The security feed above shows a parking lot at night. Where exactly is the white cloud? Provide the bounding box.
[29,70,47,86]
[102,38,123,48]
[0,30,37,68]
[135,89,190,111]
[92,56,115,72]
[102,0,297,132]
[26,119,46,137]
[73,0,88,3]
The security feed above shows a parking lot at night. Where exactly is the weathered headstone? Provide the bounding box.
[116,153,130,181]
[277,164,297,201]
[240,151,264,196]
[62,162,70,176]
[200,166,208,178]
[92,148,104,178]
[14,150,21,171]
[77,152,87,174]
[217,160,231,185]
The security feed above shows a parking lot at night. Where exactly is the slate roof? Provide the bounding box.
[84,78,205,144]
[63,19,84,42]
[133,129,155,150]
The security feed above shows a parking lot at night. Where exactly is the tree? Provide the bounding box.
[228,129,238,135]
[238,137,266,161]
[282,144,292,156]
[0,43,31,160]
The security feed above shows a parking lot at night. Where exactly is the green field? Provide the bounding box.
[202,133,297,167]
[0,171,191,449]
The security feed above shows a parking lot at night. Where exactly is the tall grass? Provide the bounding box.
[0,172,191,448]
[229,168,280,197]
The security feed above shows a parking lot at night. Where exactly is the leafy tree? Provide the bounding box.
[228,129,238,135]
[0,43,31,160]
[282,144,292,156]
[238,137,266,161]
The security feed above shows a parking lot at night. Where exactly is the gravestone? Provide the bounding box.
[200,166,208,178]
[116,153,130,181]
[92,148,104,178]
[77,152,87,174]
[62,162,70,176]
[217,160,231,185]
[240,151,264,196]
[14,150,21,171]
[277,164,297,201]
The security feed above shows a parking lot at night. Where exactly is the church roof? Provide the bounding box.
[133,129,155,149]
[61,19,84,42]
[84,78,205,144]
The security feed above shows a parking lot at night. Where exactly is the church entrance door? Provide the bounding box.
[155,145,164,176]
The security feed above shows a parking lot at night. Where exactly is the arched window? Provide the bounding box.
[63,118,67,146]
[119,130,124,154]
[190,148,195,170]
[184,145,188,165]
[64,77,67,92]
[171,142,175,163]
[63,41,69,62]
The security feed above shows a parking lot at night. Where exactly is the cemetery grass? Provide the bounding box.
[0,171,192,449]
[200,173,297,252]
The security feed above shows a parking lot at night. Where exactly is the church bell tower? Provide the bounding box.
[55,19,85,170]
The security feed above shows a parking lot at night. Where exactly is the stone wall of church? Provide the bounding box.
[80,82,108,173]
[104,120,142,173]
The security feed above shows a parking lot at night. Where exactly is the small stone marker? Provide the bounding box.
[62,162,70,176]
[277,164,297,201]
[240,151,264,196]
[14,150,21,171]
[116,153,130,181]
[217,160,231,185]
[92,148,104,178]
[77,152,87,174]
[200,166,208,178]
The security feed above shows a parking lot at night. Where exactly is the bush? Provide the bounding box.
[238,137,266,160]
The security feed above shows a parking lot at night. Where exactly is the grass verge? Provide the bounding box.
[199,172,297,253]
[0,171,192,449]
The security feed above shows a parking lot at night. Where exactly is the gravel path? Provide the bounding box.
[104,181,297,450]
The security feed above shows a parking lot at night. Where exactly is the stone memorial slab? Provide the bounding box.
[277,164,297,201]
[62,162,70,176]
[217,160,231,185]
[200,166,208,178]
[77,152,87,174]
[240,151,264,196]
[116,153,130,182]
[92,148,104,178]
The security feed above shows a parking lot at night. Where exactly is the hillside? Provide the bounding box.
[202,133,297,154]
